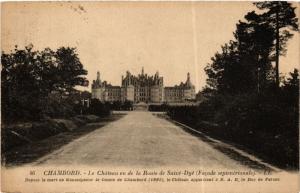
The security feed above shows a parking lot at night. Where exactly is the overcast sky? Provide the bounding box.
[2,2,299,92]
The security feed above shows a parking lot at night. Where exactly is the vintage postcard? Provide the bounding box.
[1,1,299,193]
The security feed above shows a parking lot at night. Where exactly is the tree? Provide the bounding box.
[282,68,299,105]
[201,2,300,170]
[254,2,299,87]
[204,41,240,93]
[54,47,88,94]
[238,12,275,92]
[284,69,299,88]
[205,14,275,94]
[1,45,44,121]
[1,45,88,122]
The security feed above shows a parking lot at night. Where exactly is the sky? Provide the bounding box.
[2,2,299,92]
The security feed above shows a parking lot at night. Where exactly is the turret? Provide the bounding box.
[184,72,194,88]
[94,71,102,87]
[97,71,100,81]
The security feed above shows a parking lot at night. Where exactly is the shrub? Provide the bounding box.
[88,99,111,117]
[166,90,299,169]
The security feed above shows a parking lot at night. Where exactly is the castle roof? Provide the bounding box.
[165,73,194,89]
[122,67,163,87]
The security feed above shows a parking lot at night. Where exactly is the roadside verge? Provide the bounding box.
[156,114,281,172]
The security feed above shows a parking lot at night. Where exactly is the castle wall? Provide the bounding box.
[91,88,105,101]
[164,88,184,103]
[150,86,160,103]
[183,88,196,100]
[125,85,134,101]
[104,87,121,102]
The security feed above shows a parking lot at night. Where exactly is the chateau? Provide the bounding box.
[91,68,195,103]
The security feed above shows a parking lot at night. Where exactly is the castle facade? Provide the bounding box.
[91,68,195,103]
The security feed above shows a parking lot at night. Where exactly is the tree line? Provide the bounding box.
[1,43,136,123]
[168,2,299,169]
[1,45,89,122]
[205,1,298,94]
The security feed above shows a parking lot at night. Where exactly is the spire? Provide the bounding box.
[126,70,130,76]
[185,72,192,88]
[142,66,144,75]
[97,71,100,81]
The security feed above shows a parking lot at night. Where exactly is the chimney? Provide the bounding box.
[97,71,100,81]
[187,72,190,81]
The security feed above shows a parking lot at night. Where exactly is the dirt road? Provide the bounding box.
[36,111,271,169]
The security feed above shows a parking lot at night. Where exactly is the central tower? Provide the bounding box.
[121,67,164,103]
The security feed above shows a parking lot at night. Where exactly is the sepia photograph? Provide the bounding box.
[1,1,299,193]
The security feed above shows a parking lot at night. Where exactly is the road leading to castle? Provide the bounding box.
[35,111,265,169]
